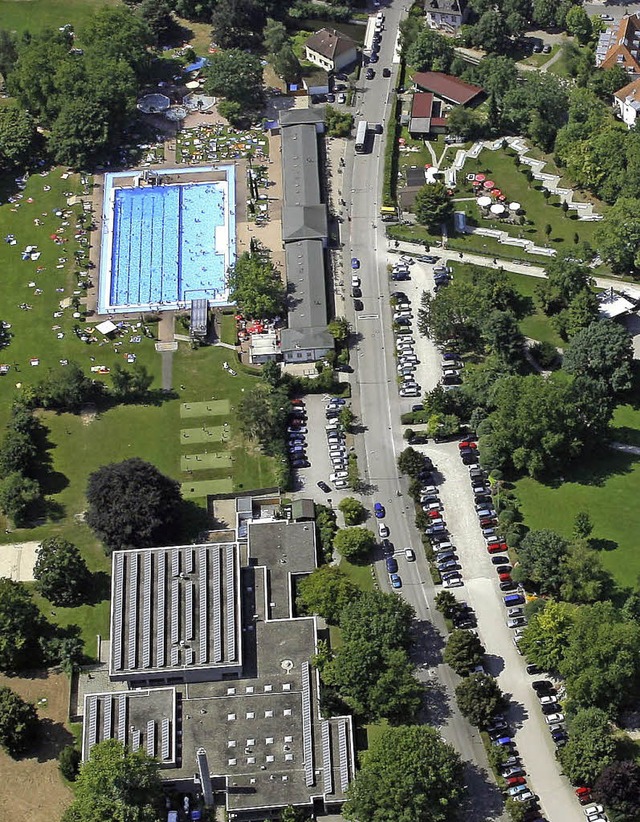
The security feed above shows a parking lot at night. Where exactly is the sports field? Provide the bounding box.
[180,400,230,418]
[181,478,233,498]
[180,426,225,444]
[180,452,232,471]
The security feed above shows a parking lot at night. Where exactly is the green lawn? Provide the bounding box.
[515,450,640,586]
[0,0,116,33]
[611,404,640,447]
[519,44,560,68]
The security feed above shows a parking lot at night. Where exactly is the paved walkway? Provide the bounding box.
[610,441,640,456]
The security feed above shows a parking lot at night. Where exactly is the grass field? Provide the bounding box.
[611,404,640,447]
[515,450,640,586]
[0,0,116,33]
[180,400,230,418]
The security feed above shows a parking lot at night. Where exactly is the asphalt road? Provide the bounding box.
[298,3,594,820]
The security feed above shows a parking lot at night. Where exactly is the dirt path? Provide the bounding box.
[0,670,74,821]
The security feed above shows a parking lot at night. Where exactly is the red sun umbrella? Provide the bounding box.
[50,234,59,240]
[475,173,486,182]
[424,163,431,168]
[498,195,507,202]
[484,180,495,189]
[491,189,502,197]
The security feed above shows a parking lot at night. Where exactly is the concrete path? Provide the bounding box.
[610,441,640,456]
[160,351,173,391]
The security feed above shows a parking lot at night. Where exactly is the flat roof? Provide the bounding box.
[279,108,326,128]
[82,687,176,764]
[109,544,242,680]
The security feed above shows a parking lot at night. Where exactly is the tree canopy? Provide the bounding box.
[85,458,182,553]
[595,197,640,276]
[62,739,162,822]
[0,686,38,758]
[333,527,376,564]
[455,673,507,728]
[414,182,453,231]
[203,49,265,123]
[443,629,485,676]
[344,725,465,822]
[406,29,454,73]
[211,0,266,50]
[0,103,37,169]
[296,565,360,624]
[558,707,616,785]
[594,760,640,821]
[227,251,286,319]
[34,537,91,607]
[0,579,43,671]
[563,319,633,400]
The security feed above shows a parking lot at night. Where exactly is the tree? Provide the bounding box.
[446,106,481,140]
[344,725,465,822]
[559,541,612,605]
[563,319,633,400]
[325,105,354,138]
[211,0,265,50]
[397,447,428,479]
[227,252,286,318]
[434,590,458,618]
[204,49,265,118]
[443,629,485,677]
[482,309,524,370]
[85,458,182,553]
[0,579,43,671]
[297,565,360,624]
[33,537,90,607]
[518,599,577,672]
[271,43,300,84]
[33,361,98,412]
[0,103,37,169]
[138,0,179,48]
[0,429,38,477]
[110,362,154,402]
[333,527,375,563]
[595,197,640,275]
[263,17,288,54]
[559,601,640,715]
[327,316,351,343]
[0,686,38,757]
[0,29,17,80]
[514,529,570,595]
[62,739,162,822]
[81,7,152,77]
[455,673,507,727]
[338,497,366,526]
[0,472,39,526]
[414,182,453,231]
[406,29,454,73]
[469,10,510,54]
[566,5,592,44]
[594,760,640,821]
[237,384,289,456]
[558,707,616,785]
[341,592,415,653]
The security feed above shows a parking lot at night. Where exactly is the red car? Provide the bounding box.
[499,573,512,582]
[427,510,442,519]
[496,541,509,551]
[480,518,497,528]
[487,543,504,554]
[291,399,305,406]
[575,787,592,804]
[506,776,526,787]
[459,441,477,449]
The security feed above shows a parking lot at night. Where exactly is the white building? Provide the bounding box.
[613,77,640,127]
[425,0,467,33]
[304,28,357,73]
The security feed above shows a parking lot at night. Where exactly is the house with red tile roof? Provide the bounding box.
[409,92,447,136]
[613,77,640,127]
[411,71,484,106]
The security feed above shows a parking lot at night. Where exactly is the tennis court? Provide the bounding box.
[180,400,230,418]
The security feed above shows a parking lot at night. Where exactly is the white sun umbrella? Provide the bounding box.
[490,203,505,215]
[477,196,492,208]
[509,201,521,211]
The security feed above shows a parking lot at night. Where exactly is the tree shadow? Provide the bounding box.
[85,571,111,606]
[589,537,618,553]
[484,653,505,677]
[420,679,452,727]
[32,717,75,764]
[460,762,507,822]
[534,446,637,488]
[505,697,529,730]
[178,498,214,541]
[410,618,446,668]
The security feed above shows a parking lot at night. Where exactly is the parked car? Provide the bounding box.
[378,522,390,538]
[366,67,375,79]
[317,481,331,493]
[385,556,398,574]
[389,573,402,588]
[513,791,535,803]
[532,680,553,693]
[404,547,415,561]
[545,713,565,724]
[382,67,391,77]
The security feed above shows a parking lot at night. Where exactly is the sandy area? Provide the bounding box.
[0,540,39,581]
[0,670,73,820]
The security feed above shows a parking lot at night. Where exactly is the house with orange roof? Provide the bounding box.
[596,14,640,78]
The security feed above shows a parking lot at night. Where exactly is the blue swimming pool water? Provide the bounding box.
[110,182,226,307]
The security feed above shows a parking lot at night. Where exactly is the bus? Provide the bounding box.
[355,120,369,153]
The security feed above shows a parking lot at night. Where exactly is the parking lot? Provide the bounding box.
[380,251,586,822]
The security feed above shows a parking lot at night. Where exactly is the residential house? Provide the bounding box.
[412,71,484,106]
[425,0,467,33]
[408,91,447,136]
[305,28,357,73]
[596,14,640,78]
[614,77,640,126]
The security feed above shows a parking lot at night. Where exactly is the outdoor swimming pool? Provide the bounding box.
[98,167,235,314]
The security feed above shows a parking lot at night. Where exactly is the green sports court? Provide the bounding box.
[180,426,226,444]
[181,478,233,498]
[180,452,232,471]
[179,400,230,418]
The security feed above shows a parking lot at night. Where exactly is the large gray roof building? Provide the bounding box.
[82,517,355,821]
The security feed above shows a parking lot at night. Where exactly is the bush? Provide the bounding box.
[530,341,560,369]
[59,745,81,781]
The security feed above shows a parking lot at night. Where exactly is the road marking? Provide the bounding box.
[357,313,379,320]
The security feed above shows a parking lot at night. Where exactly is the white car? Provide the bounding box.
[334,479,349,489]
[584,806,604,818]
[399,255,415,265]
[539,695,557,705]
[444,576,463,588]
[337,92,346,104]
[351,275,361,287]
[378,522,390,538]
[330,471,348,481]
[399,387,420,397]
[404,547,415,561]
[545,713,564,724]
